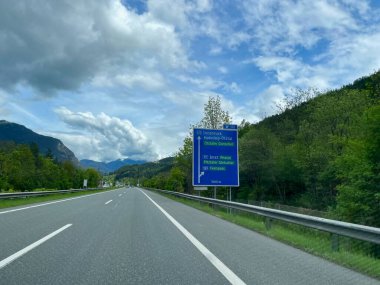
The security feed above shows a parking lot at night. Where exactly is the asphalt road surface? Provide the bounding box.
[0,187,378,285]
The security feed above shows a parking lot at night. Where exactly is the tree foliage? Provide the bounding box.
[334,105,380,227]
[198,95,231,129]
[0,142,101,191]
[276,87,321,113]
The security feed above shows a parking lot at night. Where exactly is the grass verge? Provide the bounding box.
[0,188,115,209]
[155,191,380,280]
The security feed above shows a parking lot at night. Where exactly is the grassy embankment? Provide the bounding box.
[155,191,380,280]
[0,188,116,209]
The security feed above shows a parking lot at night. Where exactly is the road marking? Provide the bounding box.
[105,200,113,205]
[0,189,122,215]
[118,194,122,197]
[0,224,72,270]
[139,189,246,285]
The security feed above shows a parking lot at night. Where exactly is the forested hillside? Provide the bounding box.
[142,71,380,227]
[0,142,101,191]
[0,120,79,165]
[115,157,175,186]
[237,72,379,225]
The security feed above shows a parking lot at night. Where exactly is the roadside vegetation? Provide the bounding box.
[0,142,102,192]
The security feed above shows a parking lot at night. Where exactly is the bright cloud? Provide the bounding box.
[248,85,285,118]
[241,0,362,53]
[0,0,191,93]
[54,107,158,162]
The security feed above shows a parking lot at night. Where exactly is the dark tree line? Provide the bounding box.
[0,142,101,191]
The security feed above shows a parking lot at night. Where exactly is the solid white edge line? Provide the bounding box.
[0,224,72,270]
[0,188,122,215]
[139,189,246,285]
[105,200,113,205]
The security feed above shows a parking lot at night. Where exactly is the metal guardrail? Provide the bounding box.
[144,187,380,245]
[0,188,104,199]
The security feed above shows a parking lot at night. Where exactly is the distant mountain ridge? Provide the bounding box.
[115,156,175,180]
[0,120,79,165]
[80,158,147,173]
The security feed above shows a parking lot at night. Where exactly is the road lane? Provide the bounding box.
[140,189,245,285]
[139,188,379,285]
[0,187,228,284]
[0,188,124,215]
[0,224,72,269]
[0,187,378,285]
[0,188,124,262]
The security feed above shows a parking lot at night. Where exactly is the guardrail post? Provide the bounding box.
[331,233,340,252]
[211,187,216,210]
[265,217,272,231]
[228,187,232,215]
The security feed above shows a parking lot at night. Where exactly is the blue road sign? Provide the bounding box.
[193,128,239,187]
[223,124,238,130]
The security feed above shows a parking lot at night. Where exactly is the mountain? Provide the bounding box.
[0,120,79,165]
[80,158,147,173]
[115,157,175,180]
[236,71,380,211]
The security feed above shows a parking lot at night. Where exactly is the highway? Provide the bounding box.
[0,187,378,285]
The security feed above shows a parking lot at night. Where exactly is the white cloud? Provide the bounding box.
[241,0,363,54]
[176,75,221,90]
[253,28,380,91]
[147,0,189,28]
[196,0,213,12]
[54,107,158,161]
[230,106,261,125]
[146,0,213,33]
[0,0,192,93]
[161,90,210,111]
[176,75,242,94]
[341,0,370,16]
[253,56,319,87]
[218,66,228,74]
[210,46,222,55]
[114,71,166,92]
[327,32,380,76]
[228,82,242,94]
[197,15,250,49]
[248,85,285,118]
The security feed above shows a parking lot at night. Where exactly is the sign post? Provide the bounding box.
[192,128,239,187]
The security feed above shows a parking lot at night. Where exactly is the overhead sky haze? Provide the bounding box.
[1,0,380,162]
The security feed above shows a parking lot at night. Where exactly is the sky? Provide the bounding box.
[1,0,380,162]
